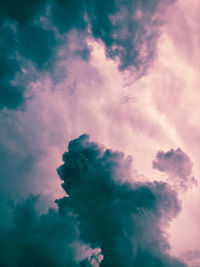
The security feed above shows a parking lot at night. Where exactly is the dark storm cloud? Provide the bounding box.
[153,148,197,189]
[56,134,185,266]
[0,0,44,25]
[85,0,172,76]
[0,0,175,110]
[0,196,81,267]
[0,134,187,266]
[0,0,57,109]
[0,23,25,109]
[51,0,176,76]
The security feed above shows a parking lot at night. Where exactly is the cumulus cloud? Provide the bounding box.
[0,196,80,266]
[0,195,101,266]
[0,0,176,110]
[56,134,185,266]
[0,134,187,266]
[153,148,197,190]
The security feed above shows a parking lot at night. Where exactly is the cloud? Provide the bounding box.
[0,1,57,110]
[56,134,185,266]
[51,0,176,77]
[153,148,197,190]
[0,23,25,109]
[0,104,66,213]
[0,195,81,267]
[181,249,200,262]
[0,114,42,200]
[86,0,169,77]
[0,195,101,266]
[0,134,187,266]
[0,0,176,110]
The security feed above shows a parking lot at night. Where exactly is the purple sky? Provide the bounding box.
[0,0,200,266]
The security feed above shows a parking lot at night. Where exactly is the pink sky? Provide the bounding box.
[8,0,199,265]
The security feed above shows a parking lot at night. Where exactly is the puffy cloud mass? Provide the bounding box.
[0,196,80,267]
[56,134,185,266]
[0,0,175,109]
[153,148,197,190]
[0,134,186,266]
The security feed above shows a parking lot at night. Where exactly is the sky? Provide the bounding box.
[0,0,200,266]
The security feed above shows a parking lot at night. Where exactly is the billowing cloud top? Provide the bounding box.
[1,0,199,265]
[153,148,197,190]
[56,134,185,266]
[0,134,186,266]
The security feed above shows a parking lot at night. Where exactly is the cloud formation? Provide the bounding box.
[0,196,80,266]
[0,0,57,109]
[153,148,197,190]
[0,134,187,266]
[56,134,185,266]
[181,249,200,263]
[0,0,176,110]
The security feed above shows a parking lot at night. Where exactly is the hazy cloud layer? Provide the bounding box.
[0,0,175,109]
[181,249,200,263]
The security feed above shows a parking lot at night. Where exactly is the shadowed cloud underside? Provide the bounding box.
[0,0,175,109]
[0,134,186,266]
